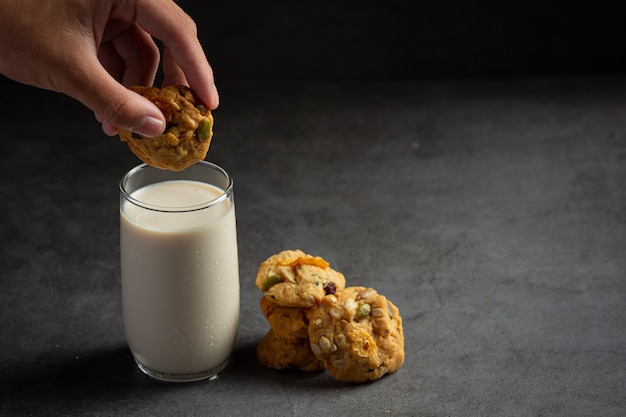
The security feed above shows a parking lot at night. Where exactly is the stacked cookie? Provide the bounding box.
[255,249,405,383]
[255,249,345,372]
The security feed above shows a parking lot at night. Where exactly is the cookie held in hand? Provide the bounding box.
[117,85,214,171]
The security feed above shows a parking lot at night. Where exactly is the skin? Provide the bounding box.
[0,0,219,137]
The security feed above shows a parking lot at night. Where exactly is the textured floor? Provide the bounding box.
[1,77,625,416]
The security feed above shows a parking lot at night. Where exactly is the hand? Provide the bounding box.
[0,0,219,137]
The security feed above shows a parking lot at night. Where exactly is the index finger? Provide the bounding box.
[123,0,219,109]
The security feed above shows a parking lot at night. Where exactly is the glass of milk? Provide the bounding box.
[119,161,239,382]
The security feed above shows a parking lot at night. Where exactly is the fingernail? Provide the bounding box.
[134,116,164,137]
[211,84,220,108]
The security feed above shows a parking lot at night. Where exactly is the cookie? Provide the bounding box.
[259,297,310,342]
[117,85,214,171]
[255,249,346,308]
[256,330,324,372]
[306,286,404,383]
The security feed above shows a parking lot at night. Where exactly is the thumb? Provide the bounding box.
[64,59,165,137]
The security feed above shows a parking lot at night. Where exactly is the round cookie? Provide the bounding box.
[259,297,310,341]
[256,330,324,372]
[117,85,214,171]
[255,249,346,308]
[307,286,404,383]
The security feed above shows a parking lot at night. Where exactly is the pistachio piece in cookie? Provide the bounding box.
[306,286,405,383]
[255,249,346,308]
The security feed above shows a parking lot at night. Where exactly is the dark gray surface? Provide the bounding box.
[1,77,625,416]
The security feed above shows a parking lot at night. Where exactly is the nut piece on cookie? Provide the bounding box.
[255,249,346,308]
[117,85,214,172]
[256,330,324,372]
[306,286,405,383]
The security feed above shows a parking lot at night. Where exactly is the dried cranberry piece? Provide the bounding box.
[323,282,337,295]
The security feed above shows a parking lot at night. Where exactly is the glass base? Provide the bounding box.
[135,359,229,383]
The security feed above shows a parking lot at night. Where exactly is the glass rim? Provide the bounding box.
[119,161,233,213]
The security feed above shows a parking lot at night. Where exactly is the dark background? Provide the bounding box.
[1,1,624,86]
[185,1,626,82]
[2,3,626,416]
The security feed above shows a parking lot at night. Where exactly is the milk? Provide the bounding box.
[120,179,239,380]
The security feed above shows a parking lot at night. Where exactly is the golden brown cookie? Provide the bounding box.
[306,286,404,383]
[256,330,324,372]
[259,297,310,342]
[255,249,346,308]
[117,85,214,171]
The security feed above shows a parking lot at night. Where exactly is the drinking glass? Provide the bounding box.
[119,161,239,382]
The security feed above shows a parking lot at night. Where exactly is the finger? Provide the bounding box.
[99,23,160,87]
[94,112,119,136]
[93,24,161,135]
[110,23,160,86]
[161,46,221,108]
[65,46,165,137]
[128,0,219,109]
[161,45,187,86]
[97,42,124,82]
[101,119,119,136]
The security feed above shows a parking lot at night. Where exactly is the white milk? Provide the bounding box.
[120,180,239,377]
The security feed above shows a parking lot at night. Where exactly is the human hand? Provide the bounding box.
[0,0,218,137]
